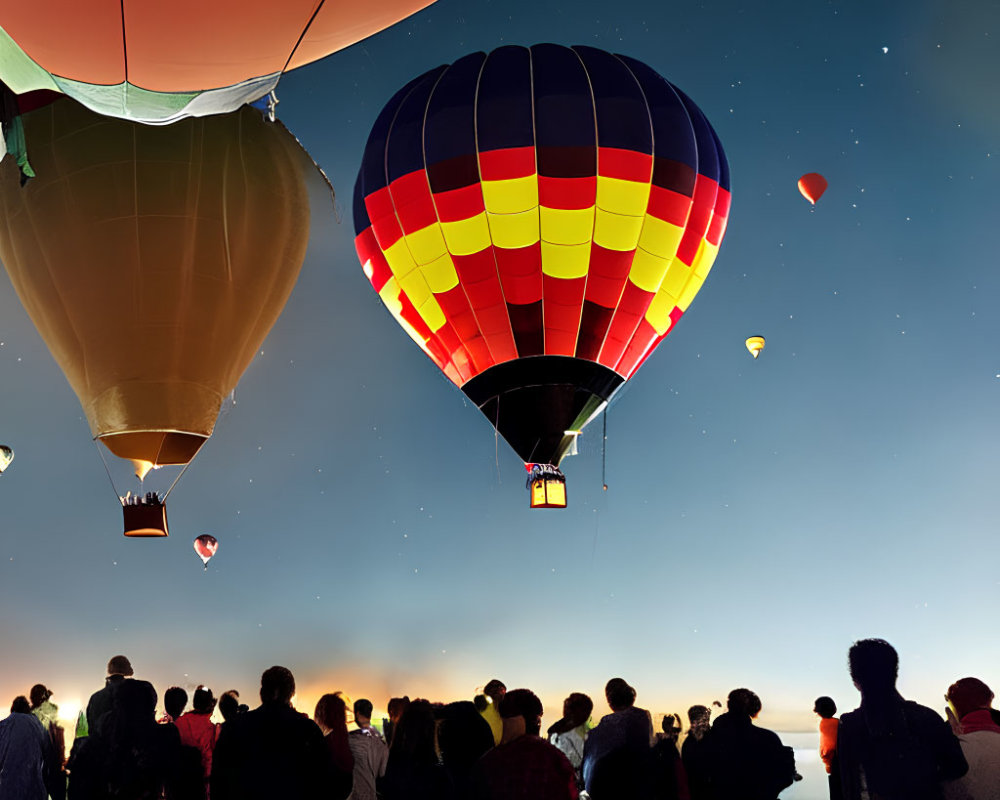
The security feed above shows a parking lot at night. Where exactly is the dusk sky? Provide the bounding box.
[1,0,998,752]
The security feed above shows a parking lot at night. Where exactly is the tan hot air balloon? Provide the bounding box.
[745,336,765,358]
[0,98,317,535]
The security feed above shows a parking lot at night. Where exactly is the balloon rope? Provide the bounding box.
[602,409,608,491]
[95,441,124,506]
[494,394,501,484]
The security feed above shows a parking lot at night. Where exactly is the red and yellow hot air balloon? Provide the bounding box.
[353,45,730,507]
[0,98,322,535]
[0,0,435,123]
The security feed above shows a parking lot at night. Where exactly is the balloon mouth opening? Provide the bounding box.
[98,430,208,469]
[123,502,168,538]
[526,463,567,509]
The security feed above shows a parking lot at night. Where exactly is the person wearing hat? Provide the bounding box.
[176,686,221,798]
[84,655,134,738]
[942,677,1000,800]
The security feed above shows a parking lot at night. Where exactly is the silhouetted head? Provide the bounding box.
[687,705,710,725]
[848,639,898,695]
[499,688,543,736]
[11,695,31,714]
[484,679,506,705]
[315,693,348,732]
[661,713,682,738]
[387,696,410,722]
[260,666,295,705]
[727,688,762,718]
[605,678,637,712]
[164,687,188,720]
[473,694,488,712]
[563,693,593,728]
[437,700,495,769]
[29,684,52,709]
[814,696,837,718]
[193,686,216,714]
[218,690,241,722]
[947,677,994,720]
[391,699,438,764]
[354,698,373,724]
[107,655,134,677]
[112,679,158,725]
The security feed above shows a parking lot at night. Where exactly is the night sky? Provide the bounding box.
[1,0,998,751]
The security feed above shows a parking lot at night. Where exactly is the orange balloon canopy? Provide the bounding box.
[798,172,828,205]
[0,99,314,473]
[0,0,435,122]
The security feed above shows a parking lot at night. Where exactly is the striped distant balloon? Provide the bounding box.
[354,44,730,480]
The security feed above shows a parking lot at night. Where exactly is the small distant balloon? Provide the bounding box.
[193,535,218,569]
[745,336,766,359]
[798,173,828,205]
[0,445,12,474]
[882,46,889,54]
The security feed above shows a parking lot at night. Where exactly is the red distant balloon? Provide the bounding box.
[798,173,828,205]
[193,534,218,568]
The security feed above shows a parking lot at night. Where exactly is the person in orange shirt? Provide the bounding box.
[814,696,842,800]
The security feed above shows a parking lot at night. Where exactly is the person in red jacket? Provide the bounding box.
[814,696,842,799]
[176,686,220,798]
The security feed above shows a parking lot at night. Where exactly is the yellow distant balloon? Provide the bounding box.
[745,336,765,358]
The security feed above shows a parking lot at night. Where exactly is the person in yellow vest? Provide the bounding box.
[478,680,506,746]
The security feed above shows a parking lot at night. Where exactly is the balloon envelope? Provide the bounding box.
[0,99,314,477]
[354,44,730,468]
[193,534,218,565]
[798,173,828,205]
[0,0,436,123]
[745,336,765,358]
[0,444,12,473]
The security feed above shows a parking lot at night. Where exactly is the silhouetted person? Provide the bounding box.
[707,688,796,800]
[1,695,55,800]
[480,680,506,746]
[837,638,967,800]
[162,687,188,725]
[648,714,689,800]
[473,688,578,800]
[217,690,245,725]
[547,692,593,787]
[314,693,353,800]
[383,696,409,747]
[437,700,495,797]
[581,677,653,798]
[30,683,66,800]
[176,686,219,799]
[348,697,388,800]
[815,696,842,800]
[942,677,1000,800]
[380,698,454,799]
[210,665,328,800]
[68,679,184,800]
[85,655,134,738]
[681,705,712,800]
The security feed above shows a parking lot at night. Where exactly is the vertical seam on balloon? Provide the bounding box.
[119,0,129,88]
[130,121,141,329]
[281,0,328,77]
[421,55,495,378]
[470,49,515,371]
[593,53,653,372]
[529,45,543,358]
[384,68,470,384]
[569,45,598,362]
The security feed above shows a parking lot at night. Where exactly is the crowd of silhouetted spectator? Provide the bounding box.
[0,638,997,799]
